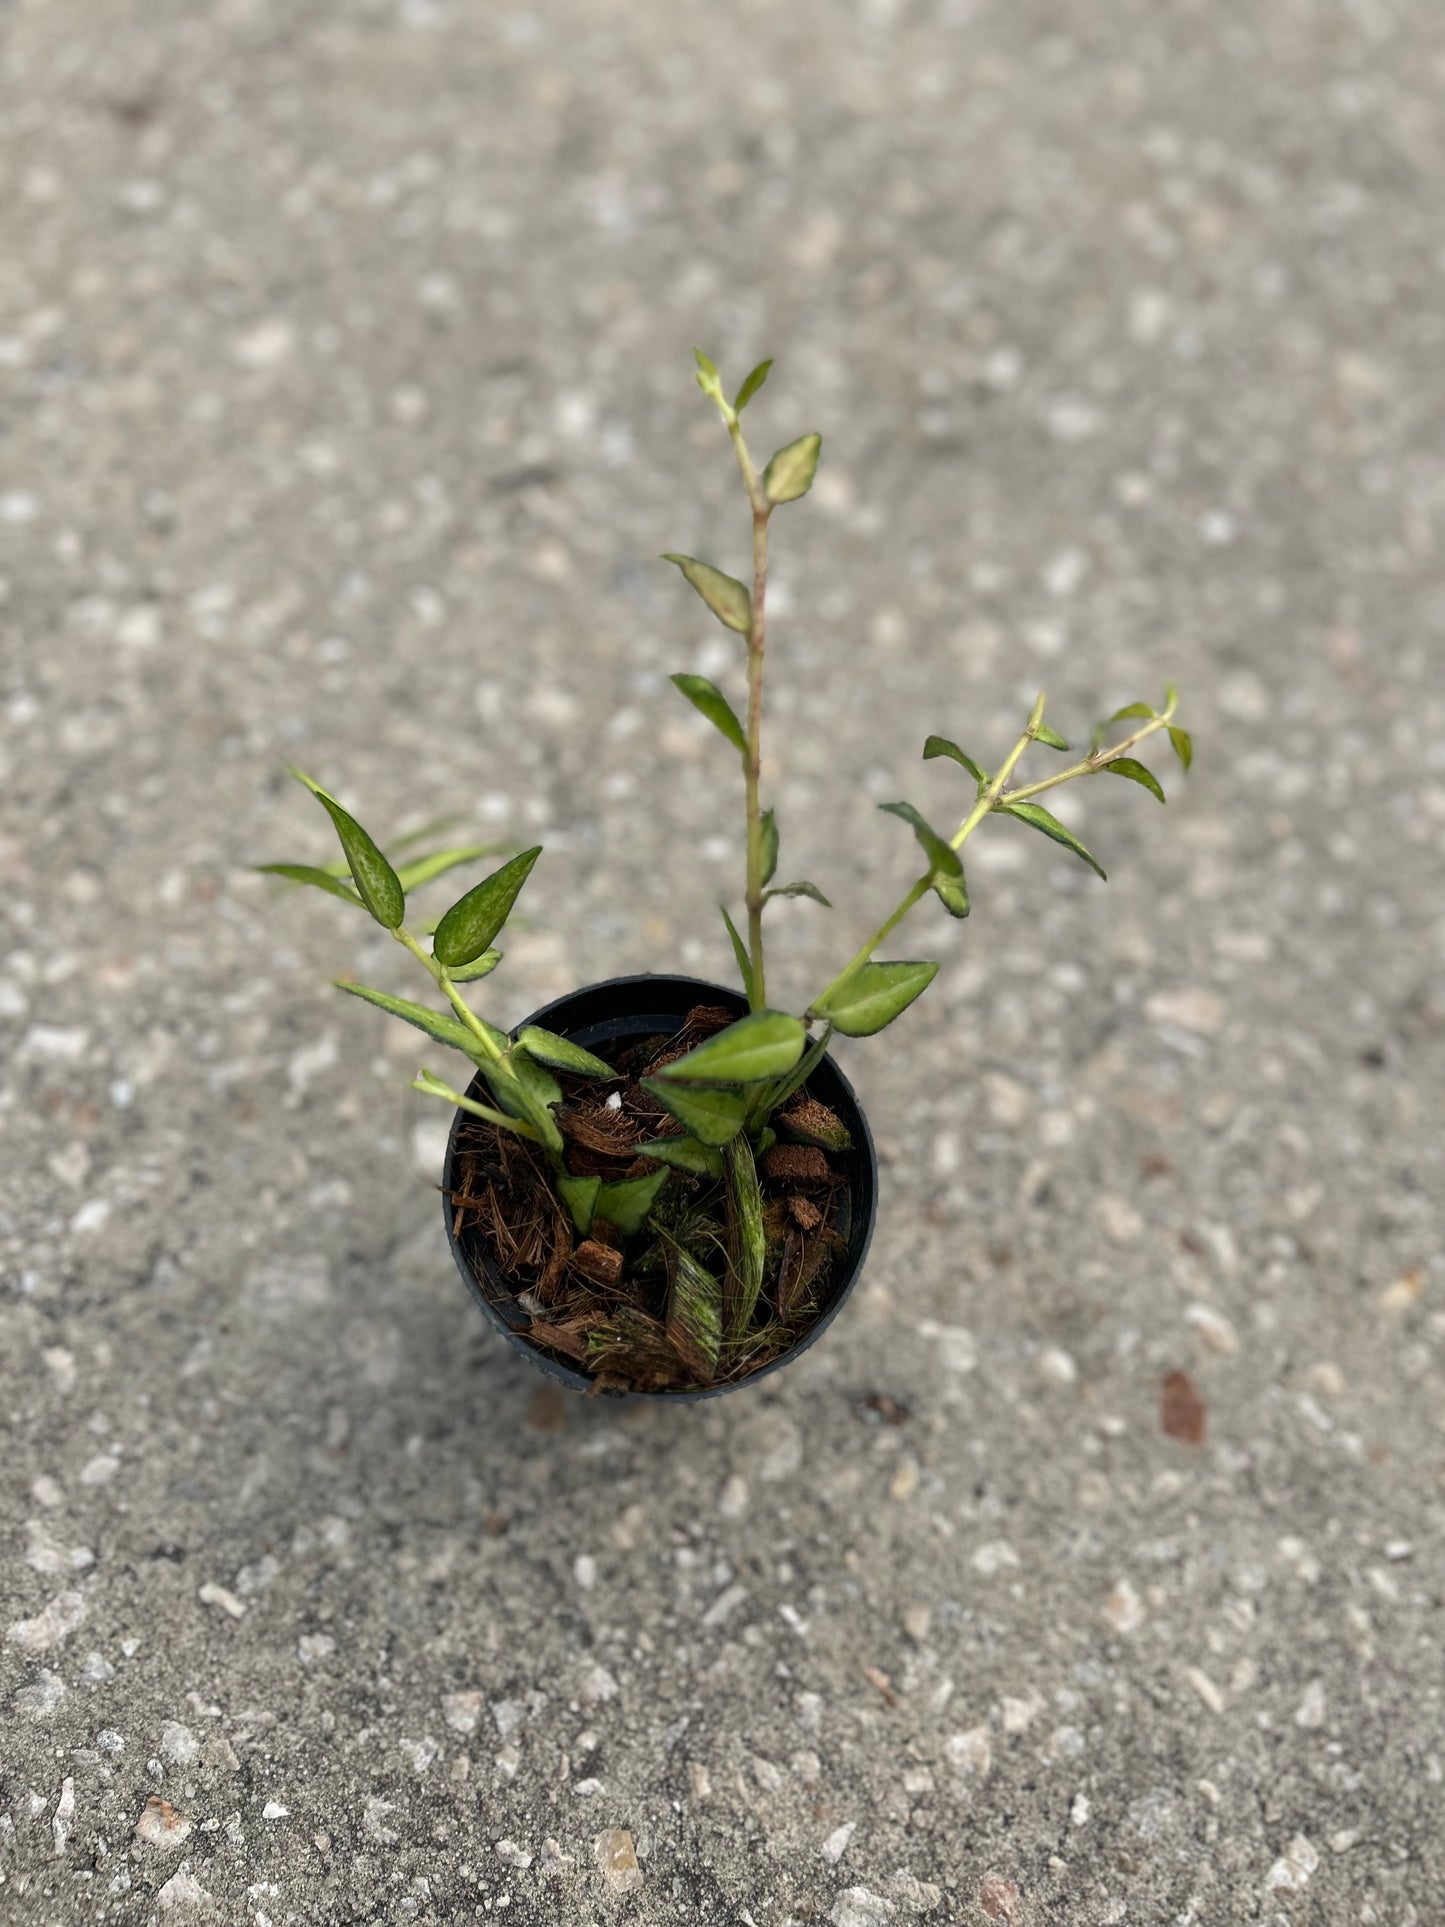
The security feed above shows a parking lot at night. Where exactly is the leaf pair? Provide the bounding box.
[880,800,970,920]
[642,1009,808,1147]
[558,1167,669,1239]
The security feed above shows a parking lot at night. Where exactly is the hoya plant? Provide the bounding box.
[260,353,1190,1395]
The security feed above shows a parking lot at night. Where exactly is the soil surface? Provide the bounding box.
[2,2,1443,1923]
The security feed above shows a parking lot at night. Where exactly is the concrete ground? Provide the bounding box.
[2,1,1443,1921]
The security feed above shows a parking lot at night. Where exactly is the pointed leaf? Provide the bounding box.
[693,347,721,385]
[412,1069,541,1143]
[762,431,822,505]
[1168,726,1194,772]
[487,1063,564,1154]
[933,874,971,919]
[656,1010,805,1085]
[760,808,779,886]
[447,949,502,983]
[666,1240,723,1381]
[660,554,751,634]
[395,844,509,893]
[433,846,543,968]
[642,1078,748,1147]
[671,673,747,756]
[719,903,755,1004]
[557,1172,600,1236]
[1034,723,1070,751]
[636,1136,725,1179]
[335,982,505,1065]
[256,863,364,909]
[1109,701,1154,722]
[1164,682,1179,710]
[594,1167,670,1236]
[1105,756,1166,804]
[998,801,1107,879]
[880,800,963,878]
[813,960,939,1037]
[923,735,988,784]
[516,1027,614,1078]
[733,358,774,412]
[764,880,832,908]
[507,1049,562,1109]
[289,769,404,929]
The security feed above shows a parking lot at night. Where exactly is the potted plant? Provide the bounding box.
[260,354,1191,1399]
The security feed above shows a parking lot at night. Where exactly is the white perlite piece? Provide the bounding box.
[595,1828,643,1893]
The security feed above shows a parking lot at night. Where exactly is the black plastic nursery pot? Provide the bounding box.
[441,974,879,1401]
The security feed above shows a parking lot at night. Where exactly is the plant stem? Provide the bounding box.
[1002,699,1176,806]
[392,924,506,1063]
[725,414,772,1011]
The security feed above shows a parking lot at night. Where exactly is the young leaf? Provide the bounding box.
[933,875,971,919]
[660,554,752,634]
[719,903,755,1004]
[879,800,964,879]
[334,982,504,1065]
[656,1010,806,1084]
[666,1240,723,1381]
[733,358,774,412]
[411,1069,541,1142]
[256,863,364,909]
[693,348,724,405]
[760,809,779,886]
[813,960,939,1037]
[724,1135,766,1339]
[671,673,747,756]
[395,844,508,893]
[516,1027,614,1077]
[432,846,543,968]
[386,813,469,856]
[763,880,832,908]
[997,801,1107,880]
[288,769,405,930]
[694,347,721,384]
[1168,725,1194,772]
[636,1135,725,1179]
[762,432,822,505]
[923,735,988,785]
[1109,701,1154,722]
[447,949,502,983]
[1034,723,1070,751]
[594,1167,670,1236]
[641,1078,748,1147]
[557,1172,600,1236]
[1105,756,1166,804]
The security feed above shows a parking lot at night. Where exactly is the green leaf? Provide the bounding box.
[1106,756,1166,804]
[813,960,939,1037]
[395,844,509,893]
[508,1050,562,1109]
[656,1010,806,1085]
[256,863,364,909]
[386,813,469,856]
[595,1167,670,1236]
[516,1027,614,1078]
[557,1172,600,1236]
[733,358,774,412]
[724,1135,766,1339]
[641,1078,748,1147]
[762,431,822,505]
[879,800,963,879]
[1164,682,1179,711]
[412,1069,541,1143]
[997,801,1107,880]
[665,1240,723,1381]
[694,347,721,385]
[671,673,747,756]
[1168,726,1194,772]
[433,846,543,968]
[1034,723,1070,751]
[719,903,755,1005]
[763,880,832,908]
[288,769,405,930]
[760,809,779,886]
[636,1135,725,1179]
[923,735,988,785]
[1109,701,1155,722]
[753,1025,833,1122]
[447,949,502,983]
[660,554,752,634]
[487,1063,564,1154]
[334,982,504,1066]
[933,875,971,919]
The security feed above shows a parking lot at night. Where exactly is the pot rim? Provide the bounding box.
[440,972,878,1402]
